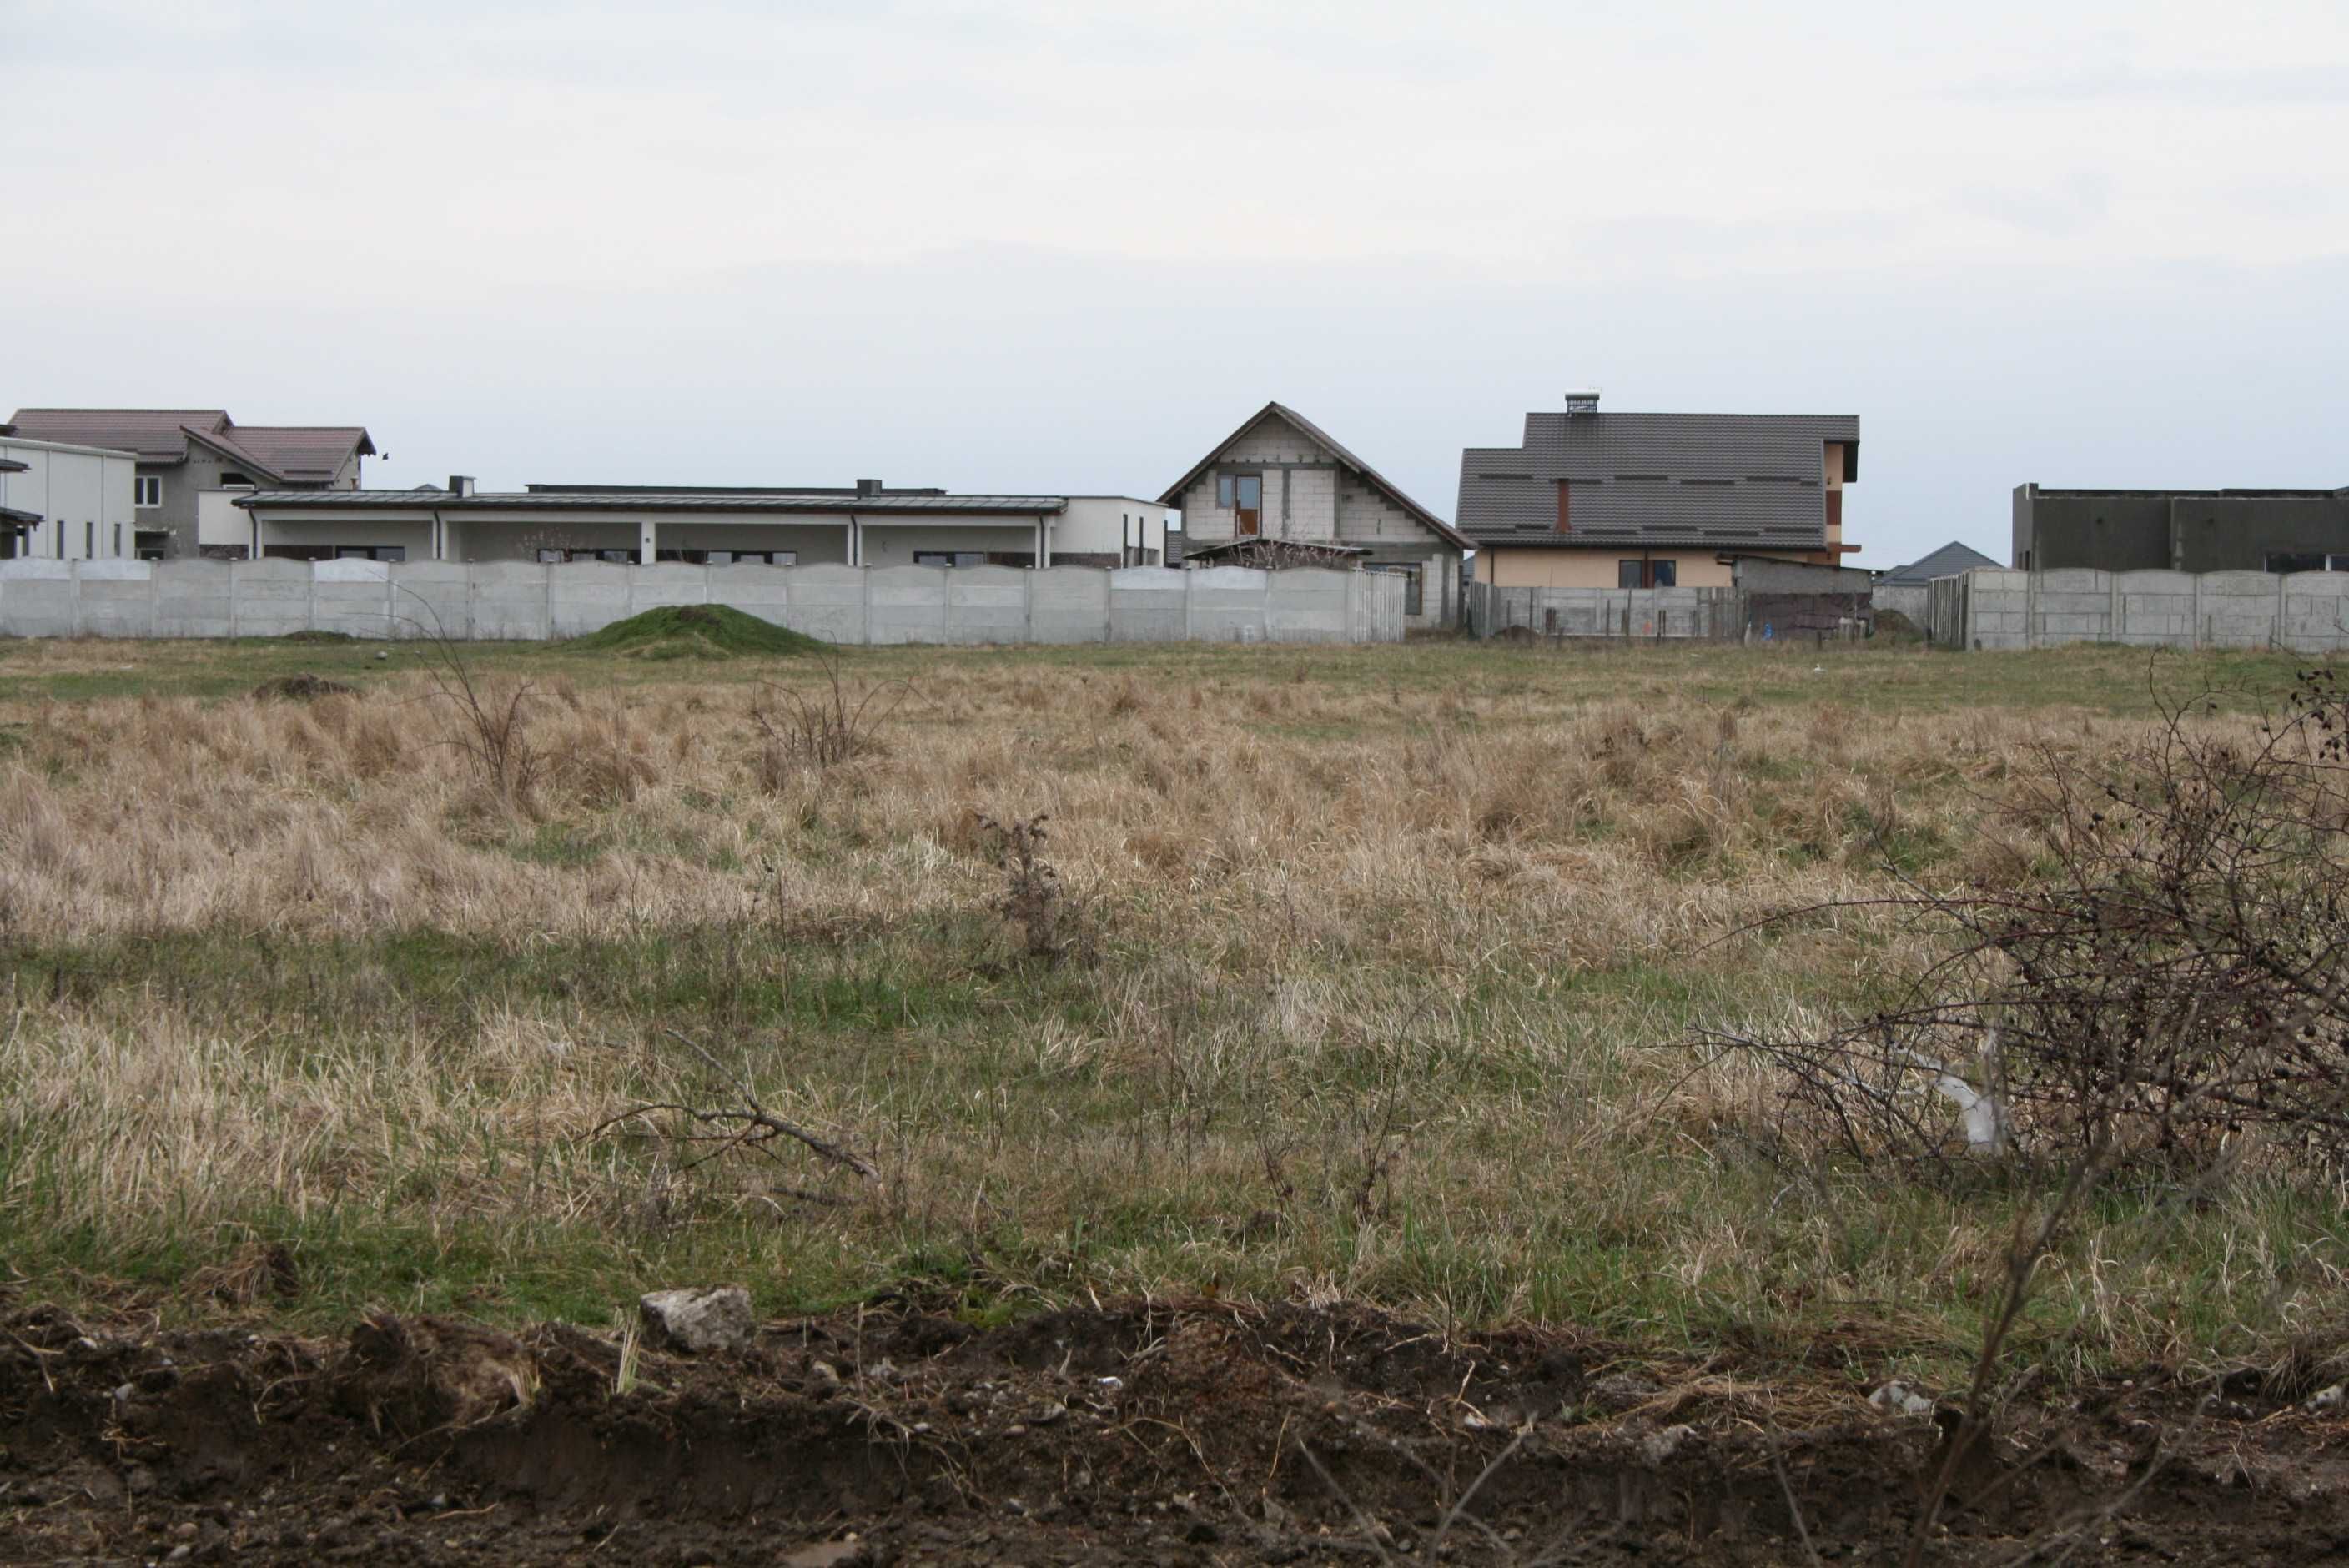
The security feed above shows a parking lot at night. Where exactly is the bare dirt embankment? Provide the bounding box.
[6,1299,2347,1565]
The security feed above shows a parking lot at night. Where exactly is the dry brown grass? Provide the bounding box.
[0,641,2338,1377]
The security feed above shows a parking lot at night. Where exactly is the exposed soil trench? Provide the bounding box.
[4,1299,2346,1565]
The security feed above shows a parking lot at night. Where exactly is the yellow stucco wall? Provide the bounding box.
[1483,550,1736,589]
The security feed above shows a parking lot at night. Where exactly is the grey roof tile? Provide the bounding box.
[1879,540,1999,584]
[1455,410,1858,550]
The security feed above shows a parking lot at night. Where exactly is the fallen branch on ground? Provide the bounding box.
[594,1030,883,1195]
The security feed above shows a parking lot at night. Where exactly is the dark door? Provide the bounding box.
[1219,474,1263,537]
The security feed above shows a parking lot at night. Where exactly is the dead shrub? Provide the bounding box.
[251,672,357,702]
[973,810,1077,962]
[1711,666,2349,1179]
[750,649,912,781]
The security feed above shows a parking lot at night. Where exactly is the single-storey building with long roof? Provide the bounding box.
[207,479,1171,568]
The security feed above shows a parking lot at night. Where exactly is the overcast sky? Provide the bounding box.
[6,0,2346,565]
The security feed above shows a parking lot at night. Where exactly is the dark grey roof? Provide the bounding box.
[1158,400,1471,550]
[1,505,41,526]
[1878,540,1999,584]
[1455,411,1857,550]
[525,484,950,497]
[0,458,27,473]
[234,489,1064,515]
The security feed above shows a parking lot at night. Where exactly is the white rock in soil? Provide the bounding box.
[2306,1383,2345,1413]
[638,1286,756,1354]
[1640,1424,1696,1463]
[1869,1381,1935,1418]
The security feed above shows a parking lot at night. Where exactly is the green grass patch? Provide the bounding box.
[566,603,831,661]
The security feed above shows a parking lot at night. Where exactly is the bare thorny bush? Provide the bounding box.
[1705,665,2349,1566]
[1710,666,2349,1180]
[414,612,547,810]
[971,810,1082,963]
[750,648,914,782]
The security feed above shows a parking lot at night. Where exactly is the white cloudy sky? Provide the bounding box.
[6,0,2346,565]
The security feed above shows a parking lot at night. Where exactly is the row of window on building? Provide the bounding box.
[0,519,169,561]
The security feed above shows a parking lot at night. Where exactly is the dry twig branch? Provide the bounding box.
[594,1029,882,1194]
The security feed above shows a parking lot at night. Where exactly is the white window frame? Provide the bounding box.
[134,475,163,509]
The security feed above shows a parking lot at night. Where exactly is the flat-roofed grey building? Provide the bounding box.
[2013,484,2349,574]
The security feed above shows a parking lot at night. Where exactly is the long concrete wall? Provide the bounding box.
[0,560,1406,646]
[1925,568,2349,652]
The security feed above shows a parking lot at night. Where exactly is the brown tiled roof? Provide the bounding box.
[229,425,376,480]
[4,410,374,480]
[6,409,232,463]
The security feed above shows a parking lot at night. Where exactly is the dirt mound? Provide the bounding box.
[567,603,829,661]
[250,672,358,701]
[4,1299,2346,1564]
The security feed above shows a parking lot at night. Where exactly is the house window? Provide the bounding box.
[219,472,254,487]
[84,520,94,558]
[113,522,122,556]
[1367,563,1424,617]
[1617,559,1676,588]
[1216,473,1263,537]
[134,475,162,508]
[2331,555,2349,572]
[135,530,168,560]
[913,551,987,568]
[2268,552,2328,574]
[334,545,406,562]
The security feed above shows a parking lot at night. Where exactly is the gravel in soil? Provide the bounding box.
[4,1298,2347,1565]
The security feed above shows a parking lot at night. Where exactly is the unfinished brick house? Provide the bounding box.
[1159,400,1468,629]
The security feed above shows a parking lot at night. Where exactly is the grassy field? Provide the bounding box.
[0,631,2340,1386]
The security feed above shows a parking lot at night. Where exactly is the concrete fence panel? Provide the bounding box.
[2281,573,2349,653]
[1029,568,1110,644]
[1923,565,2349,651]
[311,558,394,639]
[75,560,157,639]
[468,561,552,641]
[228,559,314,639]
[630,564,712,617]
[709,563,794,627]
[946,565,1030,646]
[387,562,474,641]
[1186,566,1271,642]
[1108,566,1187,643]
[547,562,635,638]
[154,559,235,639]
[867,565,951,645]
[0,560,1406,646]
[1265,568,1354,645]
[776,565,868,645]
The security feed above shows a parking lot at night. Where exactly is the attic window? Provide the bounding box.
[219,472,254,487]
